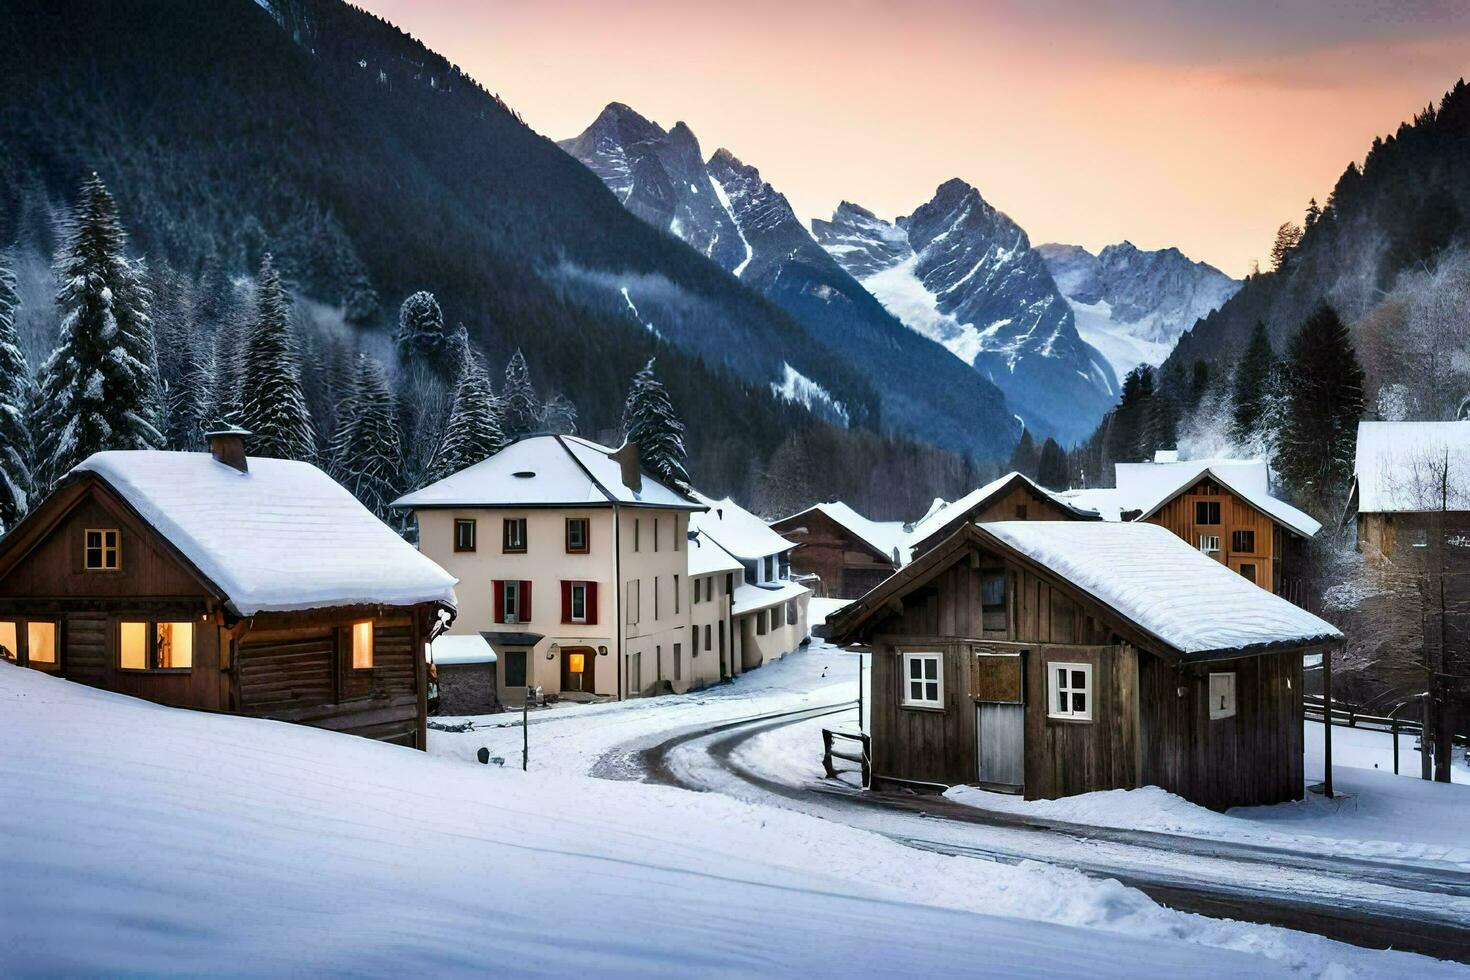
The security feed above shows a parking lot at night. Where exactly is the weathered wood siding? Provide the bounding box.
[770,510,896,599]
[1143,478,1278,592]
[1024,644,1139,800]
[909,483,1082,561]
[1138,650,1303,810]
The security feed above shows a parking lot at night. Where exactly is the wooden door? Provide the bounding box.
[973,651,1025,791]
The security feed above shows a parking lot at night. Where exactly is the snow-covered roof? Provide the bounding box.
[431,633,497,665]
[778,501,908,563]
[733,579,810,616]
[1128,461,1321,538]
[1115,458,1270,505]
[1355,421,1470,514]
[907,472,1098,547]
[74,451,458,616]
[392,435,702,511]
[981,521,1340,658]
[1057,488,1127,523]
[688,492,794,561]
[688,529,743,576]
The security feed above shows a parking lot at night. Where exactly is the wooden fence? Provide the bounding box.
[1304,694,1466,776]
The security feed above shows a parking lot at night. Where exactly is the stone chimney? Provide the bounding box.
[610,441,642,493]
[204,427,252,473]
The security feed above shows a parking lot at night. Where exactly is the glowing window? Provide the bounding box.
[156,622,193,669]
[352,621,374,669]
[0,621,16,661]
[567,652,585,674]
[27,622,57,665]
[120,621,149,669]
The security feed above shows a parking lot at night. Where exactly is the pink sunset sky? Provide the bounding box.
[360,0,1470,277]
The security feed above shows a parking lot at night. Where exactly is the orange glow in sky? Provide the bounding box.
[359,1,1470,277]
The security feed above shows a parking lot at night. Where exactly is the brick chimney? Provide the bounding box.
[610,441,642,493]
[204,427,252,473]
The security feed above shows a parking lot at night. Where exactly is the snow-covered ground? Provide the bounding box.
[6,659,1461,977]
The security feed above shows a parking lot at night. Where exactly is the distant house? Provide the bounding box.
[1350,421,1470,558]
[691,495,810,672]
[394,435,705,704]
[906,472,1101,561]
[769,501,908,599]
[830,520,1341,810]
[687,526,743,689]
[1064,458,1319,599]
[430,633,499,715]
[0,431,458,748]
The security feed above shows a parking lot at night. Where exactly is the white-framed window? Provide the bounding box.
[901,651,943,708]
[503,580,521,623]
[1048,662,1092,720]
[1198,535,1221,556]
[570,582,588,623]
[1209,672,1237,720]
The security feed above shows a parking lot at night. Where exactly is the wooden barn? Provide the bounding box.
[905,472,1100,561]
[829,520,1342,810]
[0,432,458,747]
[769,501,908,599]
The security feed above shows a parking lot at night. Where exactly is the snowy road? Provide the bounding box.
[618,701,1470,962]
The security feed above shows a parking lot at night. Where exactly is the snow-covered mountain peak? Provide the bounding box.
[810,201,913,279]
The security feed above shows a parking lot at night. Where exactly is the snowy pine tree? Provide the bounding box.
[167,324,215,451]
[237,254,315,460]
[1007,429,1039,477]
[501,348,540,437]
[0,251,35,531]
[621,357,689,491]
[1274,305,1365,510]
[1035,437,1068,491]
[394,290,454,369]
[33,174,164,488]
[537,392,578,435]
[1230,320,1275,445]
[329,353,402,520]
[428,345,505,483]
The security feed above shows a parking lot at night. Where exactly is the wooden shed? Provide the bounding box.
[0,433,458,747]
[769,501,907,599]
[829,520,1342,810]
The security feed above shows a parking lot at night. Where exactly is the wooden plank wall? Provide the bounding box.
[1023,644,1139,800]
[1138,650,1303,810]
[770,510,896,600]
[1144,479,1277,592]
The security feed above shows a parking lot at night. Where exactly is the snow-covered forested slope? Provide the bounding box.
[3,662,1459,977]
[1036,242,1240,382]
[813,186,1118,444]
[561,104,1021,457]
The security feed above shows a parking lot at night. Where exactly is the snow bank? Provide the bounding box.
[75,451,456,615]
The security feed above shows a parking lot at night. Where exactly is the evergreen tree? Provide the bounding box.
[167,324,215,451]
[537,392,579,435]
[394,290,454,369]
[1035,437,1068,491]
[1230,320,1275,444]
[0,251,35,531]
[621,357,689,491]
[237,254,315,460]
[427,345,506,483]
[1008,430,1039,477]
[1269,221,1303,272]
[1143,387,1178,456]
[1274,305,1365,509]
[34,174,164,487]
[1304,197,1322,231]
[501,348,540,436]
[330,353,401,520]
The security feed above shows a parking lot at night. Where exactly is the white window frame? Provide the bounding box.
[900,651,943,708]
[1048,661,1093,721]
[1198,534,1221,556]
[503,580,521,624]
[570,581,588,623]
[1209,672,1237,720]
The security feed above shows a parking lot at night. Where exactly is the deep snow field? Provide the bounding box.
[5,656,1468,977]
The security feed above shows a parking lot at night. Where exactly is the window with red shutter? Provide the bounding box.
[493,579,504,623]
[520,581,532,621]
[561,581,573,624]
[585,581,599,625]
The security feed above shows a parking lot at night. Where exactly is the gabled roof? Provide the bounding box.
[831,520,1340,662]
[907,472,1100,550]
[688,492,794,561]
[1354,421,1470,514]
[775,501,908,564]
[688,528,743,576]
[56,451,458,616]
[733,579,809,616]
[1129,461,1320,538]
[392,435,703,511]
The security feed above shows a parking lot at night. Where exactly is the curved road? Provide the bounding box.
[596,700,1470,963]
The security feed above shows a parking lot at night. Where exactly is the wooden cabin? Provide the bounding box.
[829,520,1341,810]
[906,472,1100,562]
[769,501,907,599]
[0,432,458,747]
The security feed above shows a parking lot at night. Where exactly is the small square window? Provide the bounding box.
[84,528,120,570]
[1209,672,1237,720]
[503,518,527,553]
[1048,662,1092,720]
[1231,529,1255,553]
[352,621,374,669]
[1239,562,1257,584]
[981,572,1006,633]
[1199,535,1221,556]
[1194,501,1221,525]
[902,651,943,707]
[27,622,58,668]
[454,519,477,552]
[566,518,589,554]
